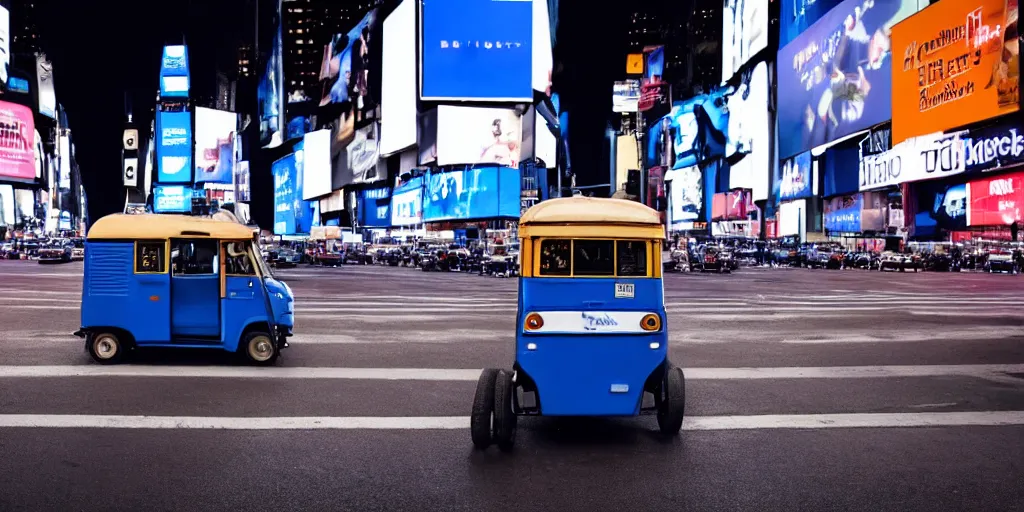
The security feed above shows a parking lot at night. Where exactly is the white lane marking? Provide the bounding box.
[2,411,1023,430]
[0,364,1021,380]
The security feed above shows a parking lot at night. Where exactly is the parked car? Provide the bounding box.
[697,245,730,273]
[985,251,1018,274]
[879,252,918,272]
[38,242,73,264]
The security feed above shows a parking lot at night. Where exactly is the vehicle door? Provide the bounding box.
[130,240,172,343]
[170,238,221,339]
[220,240,268,351]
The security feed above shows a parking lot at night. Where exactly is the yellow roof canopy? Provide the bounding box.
[87,214,256,241]
[518,197,665,240]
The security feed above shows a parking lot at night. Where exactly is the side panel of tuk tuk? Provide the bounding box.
[82,241,171,344]
[515,238,668,417]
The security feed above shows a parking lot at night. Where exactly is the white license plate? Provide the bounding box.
[614,283,635,298]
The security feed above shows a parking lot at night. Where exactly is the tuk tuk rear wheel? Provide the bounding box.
[471,368,499,449]
[656,365,686,435]
[88,332,124,364]
[493,369,517,452]
[243,331,279,365]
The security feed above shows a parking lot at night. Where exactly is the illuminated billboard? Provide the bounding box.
[156,111,192,183]
[160,45,190,98]
[193,107,236,184]
[0,101,36,181]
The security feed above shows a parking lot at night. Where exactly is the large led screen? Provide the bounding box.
[259,8,285,149]
[36,55,56,119]
[235,161,251,202]
[274,153,299,235]
[420,0,533,101]
[157,111,192,183]
[969,172,1024,227]
[193,108,236,184]
[422,167,520,221]
[727,62,769,194]
[780,0,844,47]
[153,185,191,213]
[391,176,424,226]
[666,166,702,227]
[0,101,35,181]
[778,199,807,237]
[380,0,417,156]
[436,106,523,167]
[318,8,379,121]
[358,186,391,228]
[160,45,190,98]
[348,124,381,184]
[722,0,768,81]
[914,181,968,235]
[302,130,332,200]
[890,0,1020,145]
[777,0,924,158]
[776,151,813,201]
[532,0,553,95]
[824,194,863,233]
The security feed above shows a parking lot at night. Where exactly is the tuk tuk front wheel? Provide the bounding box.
[88,332,125,364]
[243,331,279,365]
[493,369,517,452]
[656,365,686,435]
[471,368,500,449]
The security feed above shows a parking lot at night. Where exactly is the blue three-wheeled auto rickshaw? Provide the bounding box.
[471,197,686,451]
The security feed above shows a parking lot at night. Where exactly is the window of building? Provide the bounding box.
[171,239,218,275]
[616,241,647,276]
[573,240,614,276]
[539,239,570,276]
[135,242,165,273]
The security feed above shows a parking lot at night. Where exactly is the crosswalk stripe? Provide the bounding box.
[1,364,1020,380]
[2,411,1023,430]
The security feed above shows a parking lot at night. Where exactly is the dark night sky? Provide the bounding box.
[32,0,625,224]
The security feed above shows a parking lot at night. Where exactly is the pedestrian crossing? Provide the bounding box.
[0,263,1021,438]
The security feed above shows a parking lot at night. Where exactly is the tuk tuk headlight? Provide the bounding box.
[640,313,662,332]
[524,312,544,331]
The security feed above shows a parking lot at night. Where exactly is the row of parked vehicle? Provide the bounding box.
[1,238,85,263]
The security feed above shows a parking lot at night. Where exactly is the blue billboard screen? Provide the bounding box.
[420,0,532,101]
[153,185,191,213]
[359,186,392,228]
[273,150,314,235]
[391,177,424,226]
[824,194,863,233]
[779,0,844,48]
[776,0,922,158]
[423,167,520,222]
[776,151,813,202]
[157,111,192,183]
[160,45,190,98]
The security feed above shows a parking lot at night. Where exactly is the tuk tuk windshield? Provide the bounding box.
[539,239,649,277]
[251,240,274,277]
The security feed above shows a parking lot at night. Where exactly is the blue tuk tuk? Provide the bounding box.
[73,214,294,365]
[471,198,685,451]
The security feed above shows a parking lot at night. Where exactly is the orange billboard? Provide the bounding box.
[891,0,1020,145]
[626,53,644,75]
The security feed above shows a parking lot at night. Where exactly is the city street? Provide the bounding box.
[1,261,1023,511]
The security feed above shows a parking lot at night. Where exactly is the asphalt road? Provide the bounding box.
[1,261,1023,511]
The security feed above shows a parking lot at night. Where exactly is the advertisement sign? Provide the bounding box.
[58,135,70,189]
[320,190,345,213]
[159,45,190,98]
[722,0,768,81]
[613,80,641,113]
[969,172,1024,226]
[778,199,808,237]
[0,102,35,181]
[123,129,139,150]
[302,130,332,199]
[914,181,968,234]
[0,7,9,88]
[259,17,284,148]
[380,0,417,156]
[859,131,966,190]
[5,76,26,94]
[891,0,1020,145]
[234,161,250,202]
[666,166,702,226]
[781,0,845,47]
[349,124,381,183]
[123,157,138,187]
[962,121,1024,172]
[725,189,749,220]
[436,106,522,167]
[0,185,13,226]
[824,194,864,233]
[861,190,888,231]
[711,193,727,220]
[626,53,643,74]
[157,111,192,183]
[777,151,813,201]
[193,108,236,184]
[153,185,191,213]
[273,153,300,235]
[727,62,770,193]
[638,45,669,116]
[422,167,520,221]
[777,0,924,158]
[390,176,423,226]
[420,0,532,101]
[358,186,391,228]
[318,8,379,116]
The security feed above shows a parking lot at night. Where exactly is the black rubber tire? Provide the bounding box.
[656,365,686,435]
[493,369,517,452]
[87,332,125,364]
[241,331,279,366]
[471,368,499,450]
